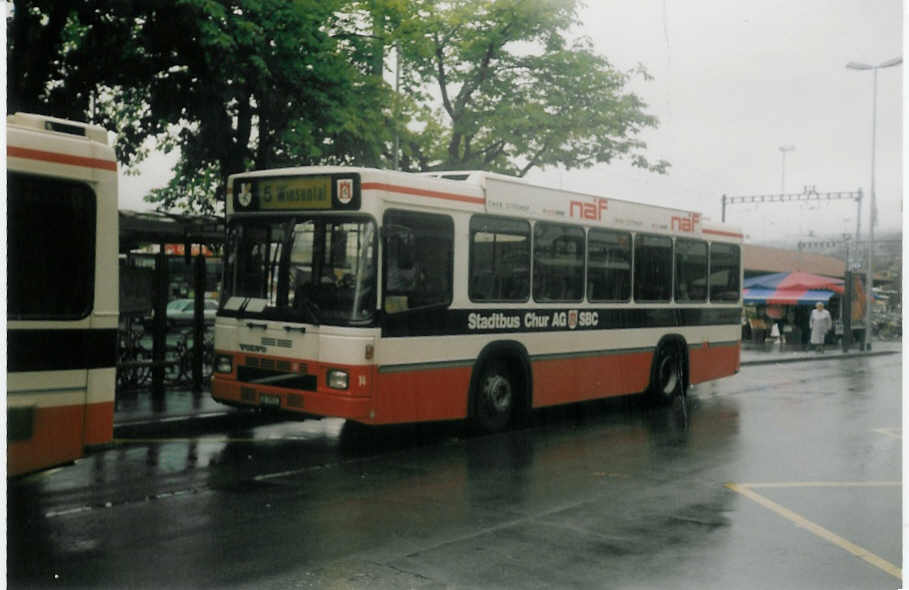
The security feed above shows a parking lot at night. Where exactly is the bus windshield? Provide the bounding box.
[223,215,377,325]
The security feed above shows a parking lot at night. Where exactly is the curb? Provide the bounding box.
[741,349,899,367]
[114,410,285,438]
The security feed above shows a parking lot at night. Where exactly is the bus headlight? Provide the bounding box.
[327,369,349,390]
[215,355,233,374]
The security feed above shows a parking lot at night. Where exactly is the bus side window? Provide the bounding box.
[533,222,584,303]
[709,243,741,302]
[587,229,631,302]
[469,215,531,302]
[675,238,708,302]
[386,228,417,292]
[634,234,673,302]
[383,210,454,313]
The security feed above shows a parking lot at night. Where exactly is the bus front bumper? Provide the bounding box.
[211,376,374,422]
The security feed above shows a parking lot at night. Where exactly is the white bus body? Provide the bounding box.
[7,113,119,475]
[212,167,742,431]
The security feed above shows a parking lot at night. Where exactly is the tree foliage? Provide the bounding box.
[136,0,369,213]
[390,0,669,175]
[8,0,668,214]
[8,0,388,213]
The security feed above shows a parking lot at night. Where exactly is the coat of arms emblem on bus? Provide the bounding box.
[337,178,353,204]
[238,182,253,207]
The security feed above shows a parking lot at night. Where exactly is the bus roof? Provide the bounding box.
[7,112,111,145]
[7,112,118,177]
[228,166,742,240]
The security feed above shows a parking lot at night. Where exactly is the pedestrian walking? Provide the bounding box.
[809,302,832,353]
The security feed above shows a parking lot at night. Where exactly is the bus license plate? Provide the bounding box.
[259,393,281,407]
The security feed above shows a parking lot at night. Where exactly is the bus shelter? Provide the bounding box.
[119,210,224,396]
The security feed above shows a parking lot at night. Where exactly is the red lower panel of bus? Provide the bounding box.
[7,401,113,477]
[211,375,375,421]
[689,341,740,384]
[531,350,654,407]
[212,343,740,425]
[374,366,472,423]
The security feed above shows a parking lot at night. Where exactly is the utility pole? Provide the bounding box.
[393,42,401,171]
[846,56,902,350]
[779,145,795,193]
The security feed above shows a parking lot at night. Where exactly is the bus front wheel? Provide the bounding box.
[472,361,514,433]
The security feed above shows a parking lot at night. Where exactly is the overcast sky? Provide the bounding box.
[121,0,903,246]
[528,0,903,245]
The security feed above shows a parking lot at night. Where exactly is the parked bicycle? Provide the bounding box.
[116,316,152,391]
[117,321,214,392]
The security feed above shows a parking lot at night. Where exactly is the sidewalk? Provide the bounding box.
[113,386,269,437]
[739,339,901,366]
[113,340,902,436]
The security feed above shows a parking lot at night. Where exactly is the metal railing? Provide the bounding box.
[116,316,213,392]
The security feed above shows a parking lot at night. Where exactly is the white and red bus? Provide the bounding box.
[211,168,742,432]
[7,113,119,475]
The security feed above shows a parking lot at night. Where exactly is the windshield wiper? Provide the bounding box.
[295,295,321,326]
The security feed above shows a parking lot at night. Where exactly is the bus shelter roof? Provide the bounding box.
[119,210,223,253]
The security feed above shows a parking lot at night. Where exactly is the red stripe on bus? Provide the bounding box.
[7,146,118,172]
[702,228,743,239]
[362,182,486,205]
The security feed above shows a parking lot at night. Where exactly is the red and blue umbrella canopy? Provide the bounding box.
[743,271,844,306]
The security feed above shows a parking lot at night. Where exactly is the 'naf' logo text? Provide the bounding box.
[569,197,608,221]
[671,212,701,233]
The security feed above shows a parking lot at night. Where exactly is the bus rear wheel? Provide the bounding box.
[472,361,514,433]
[650,344,685,405]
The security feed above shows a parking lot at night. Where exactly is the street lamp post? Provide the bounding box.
[846,56,901,350]
[778,145,795,193]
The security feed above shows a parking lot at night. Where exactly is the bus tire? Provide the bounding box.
[649,343,685,405]
[471,361,514,433]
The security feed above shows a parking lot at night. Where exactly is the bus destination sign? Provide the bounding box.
[233,174,360,212]
[259,176,330,209]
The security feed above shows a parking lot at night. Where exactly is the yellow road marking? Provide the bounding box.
[20,466,66,481]
[726,482,901,580]
[742,481,900,489]
[872,427,902,440]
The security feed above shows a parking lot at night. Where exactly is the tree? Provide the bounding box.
[390,0,669,176]
[9,1,183,163]
[8,0,668,215]
[7,0,391,214]
[125,0,391,213]
[137,0,365,213]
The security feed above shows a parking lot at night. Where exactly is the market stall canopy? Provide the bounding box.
[743,271,844,305]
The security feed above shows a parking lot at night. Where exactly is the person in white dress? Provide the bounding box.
[809,302,832,353]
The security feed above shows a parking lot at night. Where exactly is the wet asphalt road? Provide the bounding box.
[7,354,901,589]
